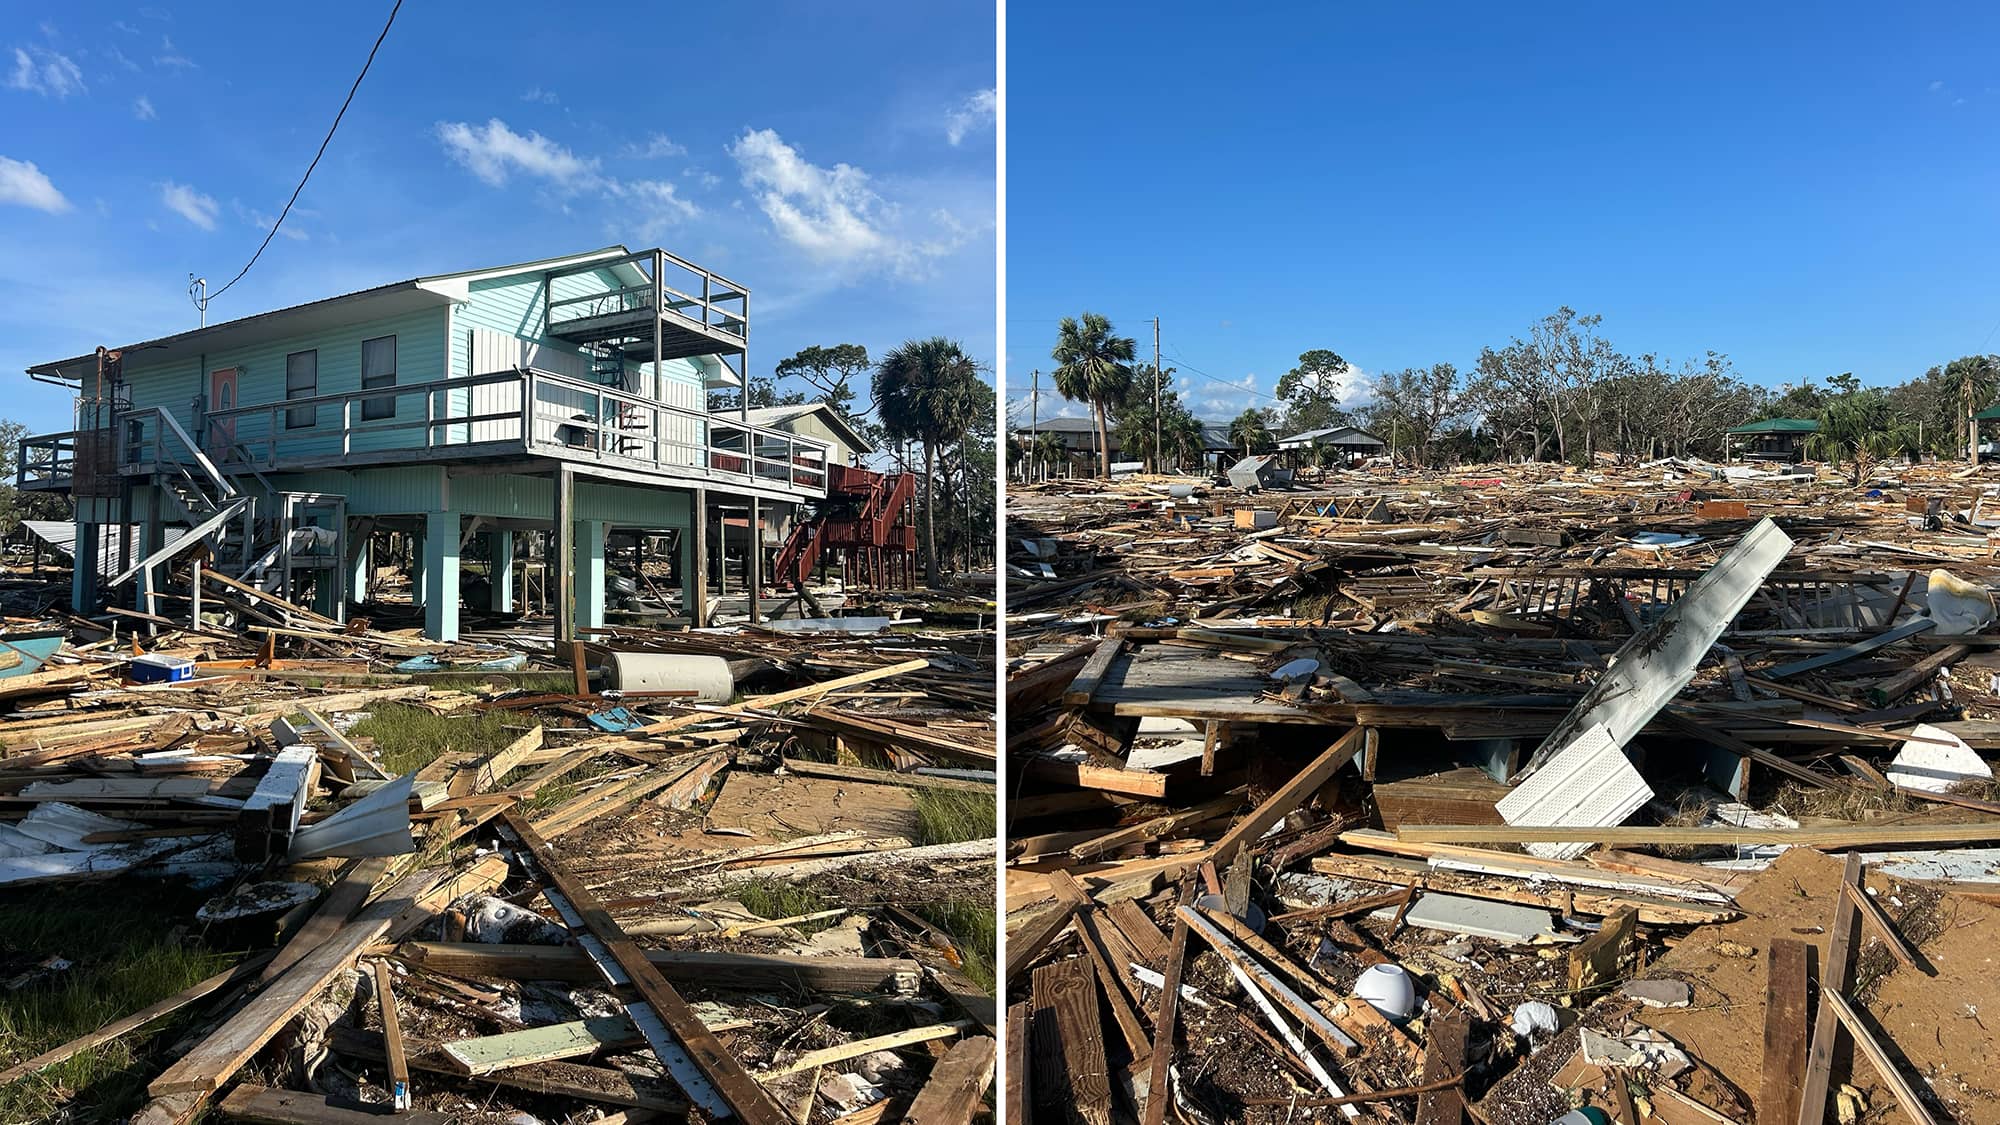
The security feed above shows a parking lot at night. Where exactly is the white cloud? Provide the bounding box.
[154,35,196,69]
[7,45,85,97]
[602,178,699,241]
[160,180,217,229]
[728,127,967,280]
[133,94,155,120]
[683,166,721,189]
[112,20,140,35]
[0,156,70,213]
[436,118,599,188]
[944,87,996,145]
[520,85,558,104]
[626,132,687,159]
[1930,79,1946,92]
[106,45,140,72]
[234,200,308,241]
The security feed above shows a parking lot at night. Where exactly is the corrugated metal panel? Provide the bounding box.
[1496,723,1653,861]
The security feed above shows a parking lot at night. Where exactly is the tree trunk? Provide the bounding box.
[921,440,938,587]
[1093,402,1111,478]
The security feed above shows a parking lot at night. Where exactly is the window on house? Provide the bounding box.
[285,350,318,429]
[361,335,396,421]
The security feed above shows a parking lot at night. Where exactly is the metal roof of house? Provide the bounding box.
[1975,403,2000,422]
[25,246,643,382]
[1012,416,1098,434]
[1275,425,1386,449]
[1726,417,1819,434]
[742,403,876,454]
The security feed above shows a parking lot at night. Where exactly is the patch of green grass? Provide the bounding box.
[721,879,839,934]
[909,898,997,992]
[0,882,243,1123]
[344,704,523,776]
[416,672,576,693]
[911,789,996,846]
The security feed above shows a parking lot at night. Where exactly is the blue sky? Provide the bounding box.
[1005,1,2000,427]
[0,1,995,434]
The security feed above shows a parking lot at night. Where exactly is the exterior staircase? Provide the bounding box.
[772,465,917,591]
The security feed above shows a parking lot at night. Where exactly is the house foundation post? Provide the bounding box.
[574,520,605,634]
[423,511,460,642]
[490,530,514,612]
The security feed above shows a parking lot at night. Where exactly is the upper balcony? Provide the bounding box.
[19,368,829,501]
[543,249,748,363]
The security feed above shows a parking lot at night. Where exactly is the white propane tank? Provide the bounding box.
[603,652,735,702]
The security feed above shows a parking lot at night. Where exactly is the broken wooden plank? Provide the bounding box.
[896,1035,997,1125]
[372,961,411,1111]
[216,1085,448,1125]
[1566,907,1636,994]
[1063,636,1127,707]
[1413,1010,1469,1125]
[1797,853,1865,1125]
[1818,987,1940,1125]
[1761,939,1809,1125]
[1398,822,2000,848]
[1841,880,1921,970]
[1139,885,1192,1125]
[1030,957,1112,1125]
[1210,726,1365,868]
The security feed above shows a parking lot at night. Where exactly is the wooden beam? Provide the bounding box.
[1818,987,1940,1125]
[902,1035,996,1125]
[1797,853,1864,1125]
[1030,957,1112,1125]
[779,757,992,793]
[261,857,389,982]
[1413,1010,1469,1125]
[1004,1002,1030,1125]
[1063,636,1126,707]
[1400,822,2000,848]
[1842,880,1921,970]
[499,813,789,1125]
[631,657,932,735]
[216,1085,448,1125]
[1046,870,1151,1059]
[372,961,411,1111]
[1139,886,1193,1125]
[1211,727,1365,868]
[150,868,448,1096]
[1761,939,1809,1125]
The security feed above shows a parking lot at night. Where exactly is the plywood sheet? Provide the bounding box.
[705,772,918,841]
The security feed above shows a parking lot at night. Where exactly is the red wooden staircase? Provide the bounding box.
[772,464,917,591]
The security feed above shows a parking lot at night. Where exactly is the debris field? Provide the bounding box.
[1004,458,2000,1125]
[0,582,999,1125]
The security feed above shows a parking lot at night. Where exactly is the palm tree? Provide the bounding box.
[1051,313,1136,477]
[1160,411,1205,473]
[1228,408,1272,458]
[874,338,980,587]
[1031,430,1067,479]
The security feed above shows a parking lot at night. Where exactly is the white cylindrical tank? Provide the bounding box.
[603,652,735,702]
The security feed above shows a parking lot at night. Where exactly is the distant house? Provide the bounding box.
[744,403,875,467]
[1274,425,1387,464]
[1013,415,1115,458]
[1726,417,1818,463]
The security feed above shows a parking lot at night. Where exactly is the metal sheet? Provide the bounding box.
[1523,517,1793,775]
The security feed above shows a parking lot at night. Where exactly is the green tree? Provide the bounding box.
[1274,349,1355,435]
[1924,355,2000,463]
[1051,313,1136,477]
[775,344,871,417]
[1368,363,1464,466]
[1112,364,1207,472]
[874,338,981,587]
[1227,408,1274,457]
[1806,374,1898,484]
[0,420,68,537]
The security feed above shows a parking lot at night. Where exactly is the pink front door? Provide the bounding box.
[207,367,238,451]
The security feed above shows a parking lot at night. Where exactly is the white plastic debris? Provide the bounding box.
[1926,569,1997,635]
[1510,1000,1560,1037]
[466,896,568,944]
[1886,723,1994,794]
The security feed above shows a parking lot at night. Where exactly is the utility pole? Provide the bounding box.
[1030,368,1040,483]
[1153,317,1162,474]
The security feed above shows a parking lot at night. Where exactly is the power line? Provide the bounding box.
[200,0,403,306]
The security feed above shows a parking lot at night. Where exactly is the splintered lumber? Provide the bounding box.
[802,705,997,764]
[1397,822,2000,848]
[0,952,274,1088]
[1797,853,1864,1125]
[1817,987,1940,1125]
[329,1026,689,1113]
[1841,880,1921,969]
[631,657,931,735]
[472,724,544,791]
[1104,899,1169,967]
[903,1035,997,1125]
[1045,871,1150,1057]
[499,812,789,1125]
[768,1021,972,1077]
[1063,635,1126,706]
[1021,757,1169,798]
[1413,1010,1469,1125]
[1069,793,1241,862]
[149,867,449,1096]
[780,757,992,793]
[1211,726,1364,867]
[261,856,390,982]
[1183,906,1358,1056]
[1005,902,1076,980]
[1139,887,1193,1125]
[372,961,411,1111]
[215,1085,449,1125]
[1030,957,1112,1125]
[1004,1003,1030,1125]
[1566,907,1636,993]
[1761,940,1809,1125]
[440,1016,642,1075]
